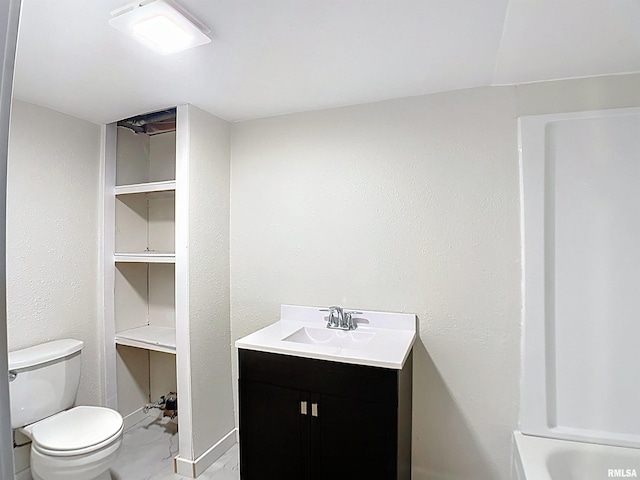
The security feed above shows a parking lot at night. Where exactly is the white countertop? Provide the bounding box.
[235,305,416,369]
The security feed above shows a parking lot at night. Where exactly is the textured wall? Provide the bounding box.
[230,86,521,480]
[6,71,640,479]
[185,105,235,459]
[229,74,640,480]
[7,100,102,405]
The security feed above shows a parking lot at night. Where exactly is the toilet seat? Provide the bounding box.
[30,406,123,457]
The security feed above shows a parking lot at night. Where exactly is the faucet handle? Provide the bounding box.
[320,306,344,328]
[319,306,344,313]
[344,311,363,330]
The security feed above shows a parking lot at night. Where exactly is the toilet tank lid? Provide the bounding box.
[9,339,84,371]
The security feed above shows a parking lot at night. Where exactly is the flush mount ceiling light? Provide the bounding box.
[110,0,211,55]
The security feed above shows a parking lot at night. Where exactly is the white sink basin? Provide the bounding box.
[236,305,416,369]
[283,326,375,349]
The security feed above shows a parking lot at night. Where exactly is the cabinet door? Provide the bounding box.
[311,393,396,480]
[239,380,310,480]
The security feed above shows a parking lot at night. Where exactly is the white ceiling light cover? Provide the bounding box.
[109,0,211,55]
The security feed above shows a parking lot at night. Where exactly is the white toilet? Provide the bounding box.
[9,339,124,480]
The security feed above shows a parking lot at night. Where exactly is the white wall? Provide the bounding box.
[178,105,235,462]
[7,100,102,405]
[6,71,640,479]
[230,73,640,480]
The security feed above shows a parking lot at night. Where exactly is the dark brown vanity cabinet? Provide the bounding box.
[238,349,412,480]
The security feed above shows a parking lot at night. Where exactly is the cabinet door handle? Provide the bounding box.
[300,401,308,415]
[311,402,318,417]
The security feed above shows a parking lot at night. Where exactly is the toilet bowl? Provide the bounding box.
[8,340,124,480]
[22,406,124,480]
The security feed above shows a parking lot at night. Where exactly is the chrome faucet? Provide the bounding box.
[327,306,344,329]
[320,306,362,331]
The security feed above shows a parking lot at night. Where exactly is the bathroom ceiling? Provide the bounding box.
[12,0,640,124]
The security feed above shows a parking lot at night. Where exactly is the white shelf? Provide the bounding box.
[115,180,176,196]
[115,252,175,263]
[115,325,176,354]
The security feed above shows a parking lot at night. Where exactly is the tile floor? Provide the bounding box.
[110,414,239,480]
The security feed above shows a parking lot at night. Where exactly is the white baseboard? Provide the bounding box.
[122,407,152,431]
[122,407,178,432]
[174,428,237,478]
[14,467,31,480]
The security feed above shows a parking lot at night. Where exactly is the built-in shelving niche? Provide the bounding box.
[104,105,234,474]
[112,109,177,418]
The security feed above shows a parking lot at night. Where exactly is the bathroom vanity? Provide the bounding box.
[236,305,416,480]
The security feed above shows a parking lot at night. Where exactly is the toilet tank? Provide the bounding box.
[8,339,84,429]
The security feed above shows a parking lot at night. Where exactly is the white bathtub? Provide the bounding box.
[514,432,640,480]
